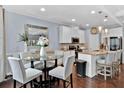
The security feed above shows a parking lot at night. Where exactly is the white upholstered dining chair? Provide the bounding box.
[49,55,75,88]
[19,52,43,69]
[8,57,42,88]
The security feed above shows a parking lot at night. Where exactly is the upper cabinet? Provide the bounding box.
[59,26,71,43]
[59,26,85,43]
[78,30,85,43]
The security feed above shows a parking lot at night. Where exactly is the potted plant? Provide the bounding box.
[19,32,29,52]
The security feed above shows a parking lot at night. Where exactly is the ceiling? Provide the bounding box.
[3,5,124,29]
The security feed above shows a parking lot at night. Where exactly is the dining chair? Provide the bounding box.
[8,57,42,88]
[49,55,75,88]
[63,51,75,66]
[40,48,58,68]
[19,52,43,69]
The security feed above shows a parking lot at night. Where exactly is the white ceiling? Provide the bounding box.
[3,5,124,29]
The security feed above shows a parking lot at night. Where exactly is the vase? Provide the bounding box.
[40,47,47,57]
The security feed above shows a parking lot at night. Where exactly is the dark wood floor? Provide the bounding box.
[0,64,124,88]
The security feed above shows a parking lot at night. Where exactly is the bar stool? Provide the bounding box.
[112,51,121,76]
[96,53,115,80]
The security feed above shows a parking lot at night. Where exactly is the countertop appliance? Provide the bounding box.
[72,37,79,44]
[69,45,76,50]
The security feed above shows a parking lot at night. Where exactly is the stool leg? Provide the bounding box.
[110,67,113,78]
[104,66,106,80]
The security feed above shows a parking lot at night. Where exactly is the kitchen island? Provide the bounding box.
[78,50,108,78]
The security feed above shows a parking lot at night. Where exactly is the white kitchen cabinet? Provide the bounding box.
[59,26,85,43]
[78,30,85,43]
[71,28,78,37]
[59,26,71,43]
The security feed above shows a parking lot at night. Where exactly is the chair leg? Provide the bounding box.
[63,80,65,88]
[40,75,42,87]
[23,84,26,88]
[57,78,60,86]
[49,76,51,88]
[70,74,73,88]
[30,81,33,88]
[13,80,16,88]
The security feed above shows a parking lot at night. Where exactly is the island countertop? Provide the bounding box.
[78,49,123,78]
[78,50,108,56]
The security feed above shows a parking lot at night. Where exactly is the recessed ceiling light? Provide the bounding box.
[40,8,46,12]
[72,19,76,22]
[98,11,102,14]
[86,24,90,26]
[104,18,108,22]
[91,10,96,14]
[104,15,108,22]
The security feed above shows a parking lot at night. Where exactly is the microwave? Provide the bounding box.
[71,37,79,44]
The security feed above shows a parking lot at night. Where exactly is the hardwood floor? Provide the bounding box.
[0,64,124,88]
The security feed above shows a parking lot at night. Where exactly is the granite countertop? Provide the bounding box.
[78,50,108,56]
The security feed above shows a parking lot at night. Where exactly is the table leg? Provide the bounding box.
[31,60,34,68]
[44,60,47,81]
[55,59,57,67]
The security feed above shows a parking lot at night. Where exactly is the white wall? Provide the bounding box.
[4,11,60,76]
[86,29,100,51]
[5,11,60,54]
[103,27,123,38]
[0,7,6,82]
[102,27,124,64]
[85,27,123,51]
[111,27,124,64]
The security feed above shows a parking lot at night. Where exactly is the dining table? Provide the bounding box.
[23,52,64,87]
